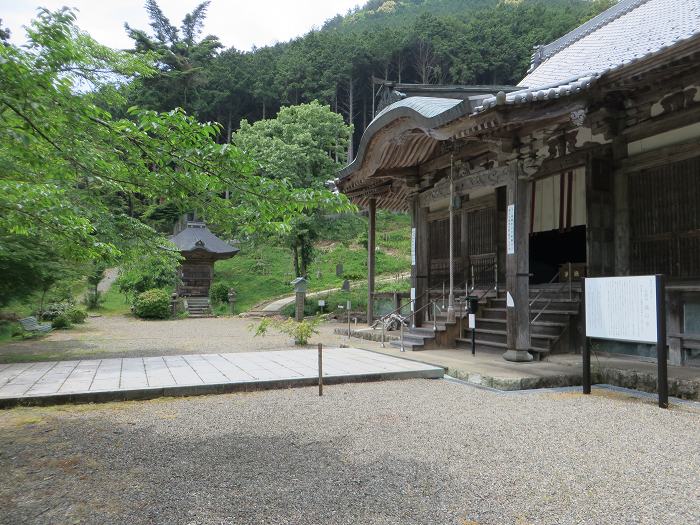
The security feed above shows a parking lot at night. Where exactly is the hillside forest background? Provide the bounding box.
[0,0,614,328]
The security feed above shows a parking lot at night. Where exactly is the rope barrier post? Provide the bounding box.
[318,343,323,397]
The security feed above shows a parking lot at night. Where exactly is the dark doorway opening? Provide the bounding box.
[529,225,586,284]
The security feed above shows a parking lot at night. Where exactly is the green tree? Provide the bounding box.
[234,101,354,276]
[0,9,346,306]
[125,0,222,114]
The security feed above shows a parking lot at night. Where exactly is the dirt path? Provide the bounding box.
[254,272,409,314]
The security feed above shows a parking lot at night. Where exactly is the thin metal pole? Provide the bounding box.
[381,321,385,348]
[447,151,456,322]
[347,300,351,338]
[318,343,323,397]
[471,317,476,356]
[400,322,405,352]
[568,262,572,301]
[656,274,668,409]
[494,261,499,295]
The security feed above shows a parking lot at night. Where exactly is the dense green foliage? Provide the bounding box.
[133,289,171,319]
[0,8,348,313]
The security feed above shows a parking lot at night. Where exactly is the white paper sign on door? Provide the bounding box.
[506,204,515,254]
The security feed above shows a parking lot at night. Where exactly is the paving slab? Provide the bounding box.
[0,348,443,407]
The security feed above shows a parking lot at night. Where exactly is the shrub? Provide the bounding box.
[83,290,104,310]
[209,282,230,304]
[66,307,87,324]
[133,289,171,319]
[251,315,325,346]
[42,302,71,321]
[51,314,72,329]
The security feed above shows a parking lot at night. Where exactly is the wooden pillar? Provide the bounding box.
[367,198,377,326]
[504,166,533,362]
[410,196,429,326]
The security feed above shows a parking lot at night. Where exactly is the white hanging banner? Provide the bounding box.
[506,291,515,308]
[584,276,658,344]
[410,287,416,311]
[411,227,416,265]
[506,204,515,254]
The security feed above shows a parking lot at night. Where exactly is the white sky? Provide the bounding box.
[1,0,363,51]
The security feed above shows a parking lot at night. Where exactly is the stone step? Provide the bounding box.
[481,307,576,323]
[389,339,425,351]
[472,318,566,336]
[455,338,550,356]
[462,328,554,349]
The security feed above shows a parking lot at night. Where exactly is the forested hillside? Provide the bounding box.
[124,0,615,156]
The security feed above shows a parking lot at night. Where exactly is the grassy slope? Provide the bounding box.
[212,211,412,313]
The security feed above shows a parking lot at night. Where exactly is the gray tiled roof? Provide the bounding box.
[475,0,700,112]
[170,223,239,256]
[520,0,700,89]
[373,96,464,121]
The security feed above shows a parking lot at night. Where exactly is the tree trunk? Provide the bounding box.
[262,100,266,120]
[226,109,233,143]
[292,244,300,277]
[347,76,354,163]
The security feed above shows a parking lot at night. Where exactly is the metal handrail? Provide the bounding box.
[400,299,439,352]
[529,262,575,325]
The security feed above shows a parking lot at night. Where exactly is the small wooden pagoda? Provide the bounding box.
[170,220,239,297]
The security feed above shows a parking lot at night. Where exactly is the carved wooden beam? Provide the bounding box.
[418,163,518,207]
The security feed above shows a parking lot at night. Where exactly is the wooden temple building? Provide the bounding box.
[170,217,239,316]
[338,0,700,366]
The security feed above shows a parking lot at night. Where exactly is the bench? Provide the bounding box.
[19,316,53,334]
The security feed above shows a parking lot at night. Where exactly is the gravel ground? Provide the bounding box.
[0,379,698,525]
[0,316,365,362]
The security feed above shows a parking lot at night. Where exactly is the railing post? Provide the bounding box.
[433,302,437,332]
[470,264,475,293]
[400,321,405,352]
[381,320,385,348]
[494,260,499,295]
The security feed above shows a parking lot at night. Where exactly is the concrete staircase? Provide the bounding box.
[457,287,580,359]
[184,296,212,318]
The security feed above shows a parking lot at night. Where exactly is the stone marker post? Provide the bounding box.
[291,277,309,322]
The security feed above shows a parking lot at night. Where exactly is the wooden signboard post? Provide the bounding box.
[582,275,668,408]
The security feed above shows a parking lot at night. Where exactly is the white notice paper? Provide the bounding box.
[468,314,476,329]
[584,276,658,344]
[506,204,515,255]
[506,291,515,308]
[411,228,416,265]
[410,287,416,311]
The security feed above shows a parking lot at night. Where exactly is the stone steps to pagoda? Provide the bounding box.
[184,297,212,318]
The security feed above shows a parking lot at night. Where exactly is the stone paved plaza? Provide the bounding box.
[0,348,442,406]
